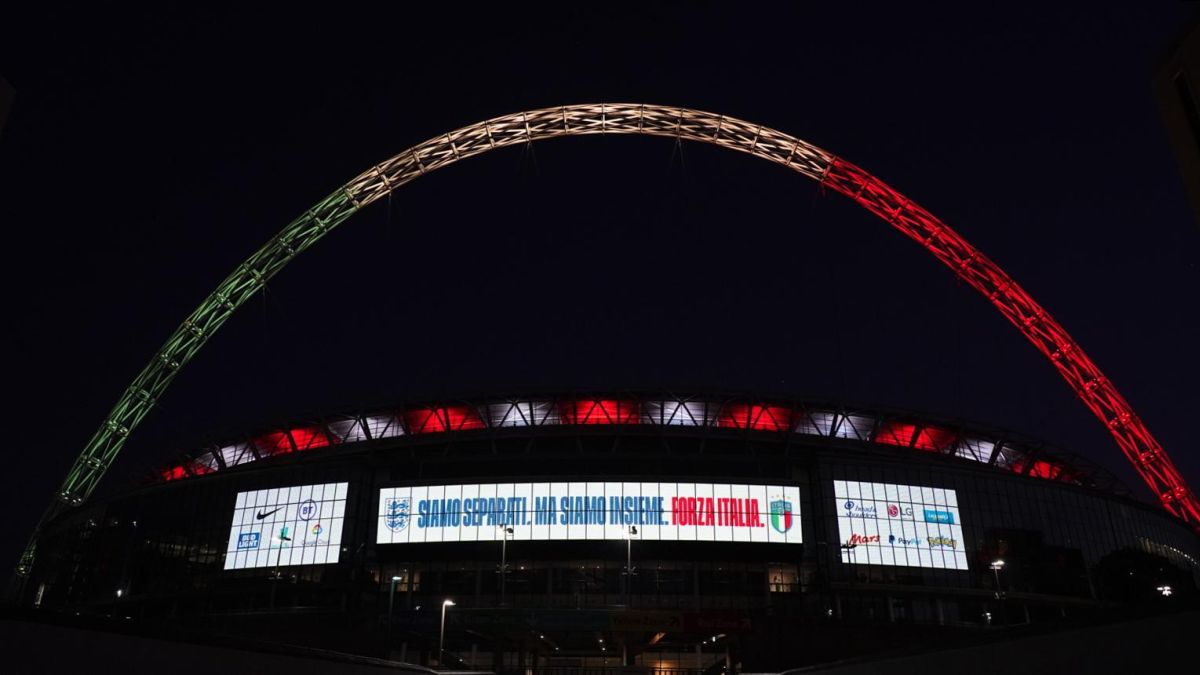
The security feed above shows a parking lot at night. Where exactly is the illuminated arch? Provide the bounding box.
[17,104,1198,575]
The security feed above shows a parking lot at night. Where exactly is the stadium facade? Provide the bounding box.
[22,393,1200,671]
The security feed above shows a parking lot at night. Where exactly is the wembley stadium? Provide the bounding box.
[9,104,1200,671]
[19,393,1200,671]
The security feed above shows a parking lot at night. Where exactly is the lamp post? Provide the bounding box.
[498,525,513,606]
[388,575,403,644]
[840,543,857,583]
[268,526,292,608]
[439,598,456,667]
[990,559,1005,599]
[623,526,638,605]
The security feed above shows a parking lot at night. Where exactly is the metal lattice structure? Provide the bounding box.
[16,103,1200,577]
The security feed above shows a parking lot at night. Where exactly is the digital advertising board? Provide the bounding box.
[833,480,968,570]
[377,482,802,544]
[224,482,348,570]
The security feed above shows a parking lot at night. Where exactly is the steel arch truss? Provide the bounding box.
[17,103,1199,576]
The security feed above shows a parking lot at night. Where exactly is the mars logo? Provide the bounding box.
[385,497,411,532]
[769,499,794,534]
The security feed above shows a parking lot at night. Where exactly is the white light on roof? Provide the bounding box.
[650,401,704,426]
[218,443,254,467]
[488,402,529,428]
[833,414,874,440]
[796,411,835,436]
[956,438,995,463]
[363,414,403,440]
[328,419,367,443]
[525,401,561,426]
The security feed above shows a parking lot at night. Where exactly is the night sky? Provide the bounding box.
[2,4,1199,571]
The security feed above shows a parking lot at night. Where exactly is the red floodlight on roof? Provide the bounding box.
[405,406,486,434]
[876,422,957,452]
[288,426,333,451]
[254,431,293,457]
[562,400,638,425]
[717,404,793,431]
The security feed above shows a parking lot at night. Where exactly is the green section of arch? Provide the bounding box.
[59,188,360,503]
[14,189,360,575]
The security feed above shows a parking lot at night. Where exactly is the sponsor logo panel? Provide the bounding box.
[833,480,967,571]
[223,482,348,571]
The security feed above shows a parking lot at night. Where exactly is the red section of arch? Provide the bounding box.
[822,157,1200,524]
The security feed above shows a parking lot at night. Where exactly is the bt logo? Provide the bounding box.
[298,499,318,521]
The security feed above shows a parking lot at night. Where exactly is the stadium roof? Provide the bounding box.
[150,392,1131,497]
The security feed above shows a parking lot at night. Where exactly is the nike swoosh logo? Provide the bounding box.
[256,507,283,520]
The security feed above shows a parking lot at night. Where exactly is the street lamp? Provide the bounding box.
[990,559,1005,599]
[623,526,638,605]
[439,598,456,667]
[387,575,403,643]
[840,543,857,584]
[269,526,292,608]
[1157,585,1174,597]
[498,525,514,606]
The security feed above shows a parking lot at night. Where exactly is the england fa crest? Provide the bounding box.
[385,497,411,532]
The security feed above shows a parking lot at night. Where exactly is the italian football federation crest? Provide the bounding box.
[769,498,794,534]
[385,497,411,532]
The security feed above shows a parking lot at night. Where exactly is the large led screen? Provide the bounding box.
[833,480,968,570]
[224,482,348,570]
[377,482,802,544]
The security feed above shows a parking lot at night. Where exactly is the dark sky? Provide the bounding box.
[2,4,1199,570]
